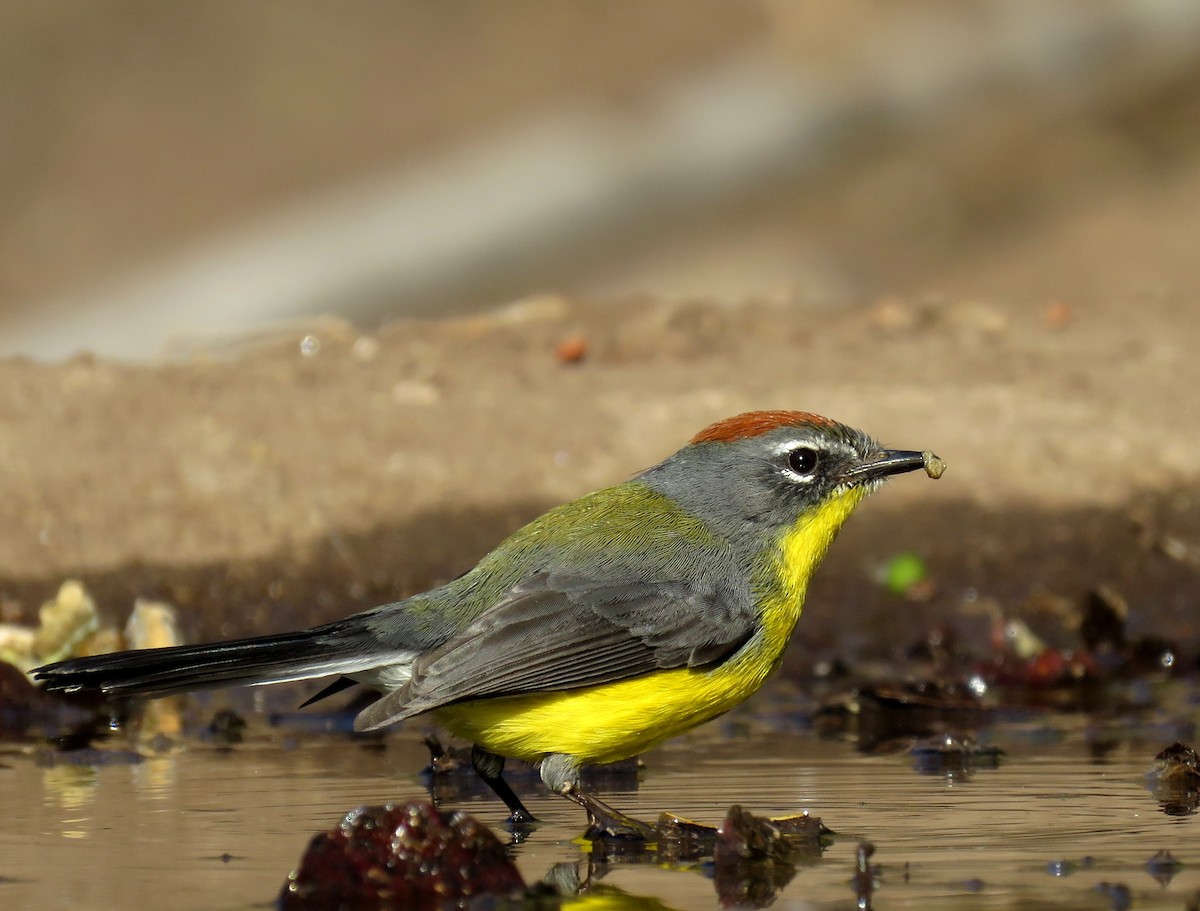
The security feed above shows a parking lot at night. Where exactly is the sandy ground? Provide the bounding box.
[2,290,1198,672]
[4,7,1200,673]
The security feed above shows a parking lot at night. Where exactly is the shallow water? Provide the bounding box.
[3,685,1199,910]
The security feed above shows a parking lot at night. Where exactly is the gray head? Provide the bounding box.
[641,410,935,551]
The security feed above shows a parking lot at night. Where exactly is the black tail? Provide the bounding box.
[33,618,405,699]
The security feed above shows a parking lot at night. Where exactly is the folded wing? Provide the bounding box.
[353,570,756,731]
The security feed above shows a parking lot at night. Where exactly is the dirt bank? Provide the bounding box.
[2,294,1197,665]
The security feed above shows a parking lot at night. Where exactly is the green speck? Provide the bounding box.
[883,553,927,595]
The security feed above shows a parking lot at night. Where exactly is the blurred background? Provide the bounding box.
[9,9,1200,910]
[5,0,1200,361]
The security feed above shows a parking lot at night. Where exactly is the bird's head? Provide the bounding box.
[643,410,942,554]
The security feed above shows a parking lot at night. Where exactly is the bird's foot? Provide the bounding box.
[561,784,656,842]
[507,806,538,825]
[506,807,540,839]
[583,812,656,843]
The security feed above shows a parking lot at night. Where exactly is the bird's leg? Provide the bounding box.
[470,744,537,826]
[561,782,658,842]
[541,753,656,842]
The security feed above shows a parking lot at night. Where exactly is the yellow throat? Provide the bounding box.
[760,483,870,634]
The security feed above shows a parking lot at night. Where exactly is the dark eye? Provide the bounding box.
[787,446,819,476]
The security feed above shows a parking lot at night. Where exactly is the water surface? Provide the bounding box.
[3,687,1197,910]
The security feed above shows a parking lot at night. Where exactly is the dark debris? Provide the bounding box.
[852,841,877,911]
[279,801,527,910]
[909,733,1003,776]
[1149,742,1200,816]
[1094,881,1132,911]
[1145,848,1182,887]
[0,659,102,742]
[583,804,829,909]
[206,708,247,744]
[815,679,987,753]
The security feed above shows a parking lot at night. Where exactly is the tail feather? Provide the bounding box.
[32,619,402,699]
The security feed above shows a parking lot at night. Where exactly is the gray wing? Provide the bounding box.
[353,570,757,731]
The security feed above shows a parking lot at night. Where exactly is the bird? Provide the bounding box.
[34,410,943,835]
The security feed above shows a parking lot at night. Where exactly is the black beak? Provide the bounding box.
[843,449,942,483]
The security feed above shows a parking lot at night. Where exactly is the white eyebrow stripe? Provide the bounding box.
[771,438,859,460]
[770,439,808,455]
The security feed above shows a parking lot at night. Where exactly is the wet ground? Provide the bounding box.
[3,678,1198,911]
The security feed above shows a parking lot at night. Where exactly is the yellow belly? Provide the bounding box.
[434,486,867,764]
[433,645,777,764]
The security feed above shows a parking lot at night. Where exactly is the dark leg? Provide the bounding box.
[471,745,537,826]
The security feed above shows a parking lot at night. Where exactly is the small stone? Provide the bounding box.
[1159,535,1191,562]
[555,335,588,364]
[946,301,1009,335]
[869,297,918,332]
[492,294,570,325]
[391,380,439,406]
[1044,300,1073,330]
[1152,742,1200,783]
[125,599,182,651]
[33,581,100,664]
[351,336,380,362]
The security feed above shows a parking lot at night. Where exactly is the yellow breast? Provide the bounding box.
[434,486,869,764]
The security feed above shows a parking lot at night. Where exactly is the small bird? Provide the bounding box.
[35,411,943,834]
